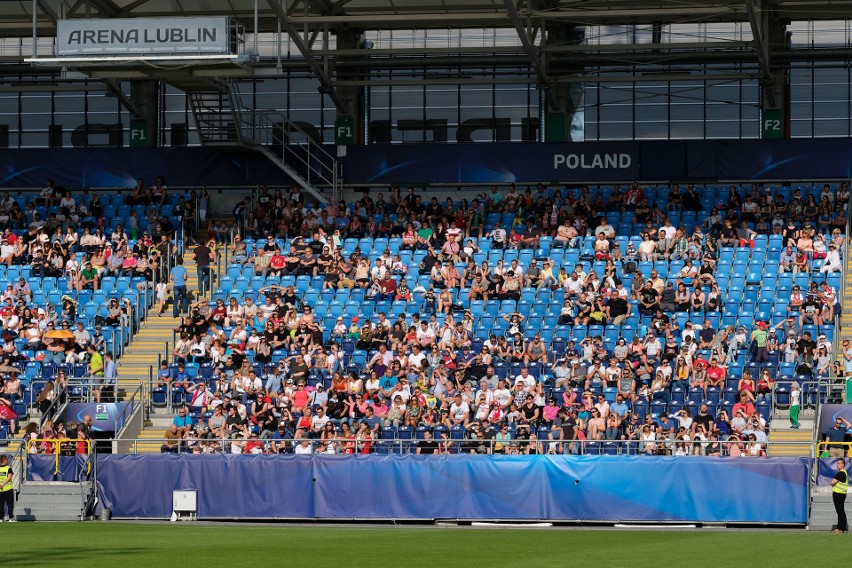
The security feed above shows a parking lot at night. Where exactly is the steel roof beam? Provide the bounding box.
[88,0,121,18]
[503,0,551,97]
[266,0,346,112]
[36,0,57,24]
[745,0,776,107]
[102,78,141,117]
[542,41,753,53]
[119,0,155,15]
[281,6,741,25]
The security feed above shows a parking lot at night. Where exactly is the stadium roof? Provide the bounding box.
[4,0,852,110]
[2,0,852,34]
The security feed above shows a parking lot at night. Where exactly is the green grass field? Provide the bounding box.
[1,524,844,567]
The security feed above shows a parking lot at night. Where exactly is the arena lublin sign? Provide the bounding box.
[57,17,230,56]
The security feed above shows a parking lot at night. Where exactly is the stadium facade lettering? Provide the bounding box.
[553,153,632,170]
[57,17,229,56]
[66,27,217,46]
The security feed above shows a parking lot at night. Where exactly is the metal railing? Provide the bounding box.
[97,435,815,457]
[118,382,146,431]
[26,438,92,477]
[63,378,120,405]
[815,376,846,408]
[23,436,97,519]
[239,109,340,203]
[38,381,68,428]
[816,441,852,456]
[11,439,26,494]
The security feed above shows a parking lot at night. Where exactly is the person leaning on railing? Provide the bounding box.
[825,417,851,459]
[161,424,181,454]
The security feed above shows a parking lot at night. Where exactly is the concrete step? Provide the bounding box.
[123,337,172,344]
[119,357,161,365]
[770,429,814,441]
[149,416,175,426]
[769,416,814,456]
[0,440,23,454]
[810,491,851,531]
[772,418,815,430]
[139,319,182,327]
[122,342,172,350]
[118,368,155,375]
[120,348,163,355]
[117,367,156,375]
[768,445,812,456]
[117,370,157,379]
[16,481,92,521]
[132,332,177,339]
[131,441,166,453]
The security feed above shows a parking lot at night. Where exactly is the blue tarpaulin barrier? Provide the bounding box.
[27,455,89,482]
[77,454,809,523]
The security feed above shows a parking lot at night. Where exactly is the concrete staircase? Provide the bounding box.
[840,247,852,343]
[134,412,179,454]
[810,487,849,531]
[116,256,202,398]
[768,408,815,456]
[116,315,181,395]
[16,480,93,521]
[118,256,205,451]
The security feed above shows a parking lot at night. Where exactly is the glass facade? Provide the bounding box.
[0,21,850,147]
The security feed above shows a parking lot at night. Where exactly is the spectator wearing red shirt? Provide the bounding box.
[244,433,265,454]
[731,393,755,418]
[268,253,287,276]
[705,358,727,390]
[376,274,397,302]
[1,229,16,246]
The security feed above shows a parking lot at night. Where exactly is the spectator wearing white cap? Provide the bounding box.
[821,241,842,273]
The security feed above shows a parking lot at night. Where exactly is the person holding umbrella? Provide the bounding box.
[43,323,74,365]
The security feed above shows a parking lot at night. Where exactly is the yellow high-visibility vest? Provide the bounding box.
[0,465,12,492]
[834,468,848,495]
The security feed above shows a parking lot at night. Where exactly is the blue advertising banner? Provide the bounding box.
[342,139,852,185]
[342,142,642,185]
[816,457,850,486]
[688,139,852,181]
[27,455,88,482]
[3,138,851,189]
[61,402,131,432]
[0,148,293,189]
[89,454,809,523]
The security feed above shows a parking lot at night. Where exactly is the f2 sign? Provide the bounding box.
[762,109,784,140]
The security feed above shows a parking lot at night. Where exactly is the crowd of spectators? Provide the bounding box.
[0,179,187,436]
[159,180,848,456]
[20,416,94,455]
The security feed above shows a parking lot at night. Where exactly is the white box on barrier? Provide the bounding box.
[173,490,197,520]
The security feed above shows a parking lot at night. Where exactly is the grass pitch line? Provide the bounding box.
[614,524,697,529]
[471,522,554,528]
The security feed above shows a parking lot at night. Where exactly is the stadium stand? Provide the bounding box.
[0,183,187,441]
[131,180,847,456]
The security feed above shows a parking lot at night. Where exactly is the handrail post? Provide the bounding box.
[147,366,154,418]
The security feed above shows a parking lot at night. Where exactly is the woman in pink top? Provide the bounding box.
[542,398,560,424]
